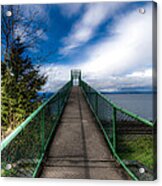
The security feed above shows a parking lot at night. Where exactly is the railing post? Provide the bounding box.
[95,93,98,116]
[88,85,91,99]
[71,70,73,86]
[79,79,82,87]
[41,108,45,153]
[58,92,60,115]
[112,107,116,151]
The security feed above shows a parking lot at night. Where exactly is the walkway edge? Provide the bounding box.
[81,87,138,181]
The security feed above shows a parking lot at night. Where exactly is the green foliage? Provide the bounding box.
[118,135,153,169]
[1,38,47,138]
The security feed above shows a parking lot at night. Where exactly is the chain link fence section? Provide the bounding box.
[81,81,155,181]
[1,81,72,177]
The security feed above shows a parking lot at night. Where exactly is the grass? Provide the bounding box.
[117,135,154,169]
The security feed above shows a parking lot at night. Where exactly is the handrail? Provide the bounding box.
[1,81,71,151]
[1,79,155,180]
[81,81,154,127]
[1,81,72,177]
[81,80,155,181]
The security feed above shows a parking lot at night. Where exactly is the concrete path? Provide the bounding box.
[40,87,129,180]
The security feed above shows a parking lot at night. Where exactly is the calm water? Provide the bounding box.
[103,94,153,121]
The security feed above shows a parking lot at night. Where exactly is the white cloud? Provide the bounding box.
[80,4,153,84]
[59,3,82,18]
[40,3,153,92]
[35,29,48,41]
[127,69,152,78]
[39,65,152,92]
[22,4,48,21]
[39,64,72,92]
[84,68,152,92]
[59,3,122,55]
[13,5,48,45]
[14,26,48,44]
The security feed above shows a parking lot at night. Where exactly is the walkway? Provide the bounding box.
[40,87,129,180]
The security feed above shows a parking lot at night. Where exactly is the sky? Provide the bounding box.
[13,1,154,92]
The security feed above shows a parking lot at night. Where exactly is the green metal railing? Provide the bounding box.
[1,78,156,180]
[81,80,155,181]
[1,81,72,177]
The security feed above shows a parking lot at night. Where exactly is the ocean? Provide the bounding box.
[39,91,154,121]
[102,93,153,121]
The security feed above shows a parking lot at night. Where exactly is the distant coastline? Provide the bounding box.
[100,91,153,94]
[38,91,154,97]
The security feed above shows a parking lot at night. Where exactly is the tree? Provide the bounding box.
[1,5,47,138]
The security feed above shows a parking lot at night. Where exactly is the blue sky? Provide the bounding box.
[17,1,153,92]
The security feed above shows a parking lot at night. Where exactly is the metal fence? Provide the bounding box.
[1,81,72,177]
[81,81,155,181]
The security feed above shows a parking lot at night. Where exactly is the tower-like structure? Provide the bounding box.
[71,69,81,86]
